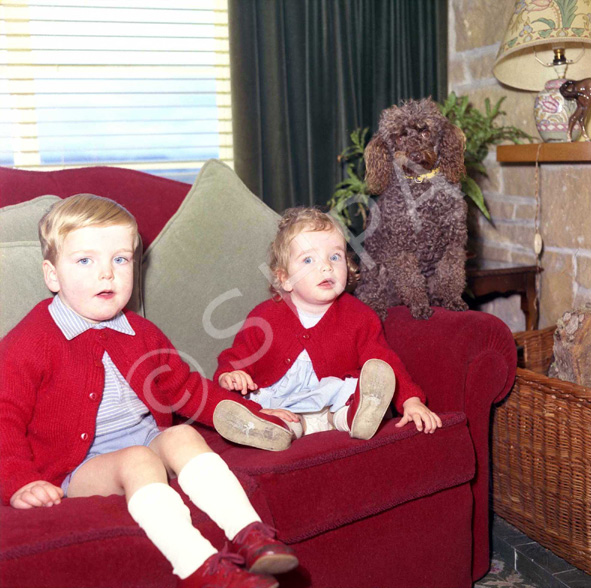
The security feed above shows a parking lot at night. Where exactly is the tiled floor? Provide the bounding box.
[491,516,591,588]
[476,555,545,588]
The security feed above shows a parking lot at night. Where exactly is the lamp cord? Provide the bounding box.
[534,143,543,322]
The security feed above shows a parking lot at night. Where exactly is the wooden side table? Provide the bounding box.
[465,260,542,331]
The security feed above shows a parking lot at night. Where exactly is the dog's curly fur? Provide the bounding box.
[355,98,469,320]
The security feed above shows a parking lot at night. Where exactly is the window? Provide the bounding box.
[0,0,232,183]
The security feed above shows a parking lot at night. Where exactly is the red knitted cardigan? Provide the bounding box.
[0,299,259,505]
[214,293,426,413]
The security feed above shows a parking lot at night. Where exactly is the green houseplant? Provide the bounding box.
[328,93,533,229]
[328,127,372,229]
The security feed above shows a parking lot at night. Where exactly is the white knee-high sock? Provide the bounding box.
[178,452,261,541]
[127,482,216,580]
[332,406,351,432]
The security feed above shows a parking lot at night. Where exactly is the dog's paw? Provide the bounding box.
[376,308,389,321]
[446,299,469,312]
[410,306,434,320]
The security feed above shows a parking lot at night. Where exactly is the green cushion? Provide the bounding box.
[0,195,61,242]
[142,159,279,378]
[0,196,143,338]
[0,242,49,337]
[0,197,60,337]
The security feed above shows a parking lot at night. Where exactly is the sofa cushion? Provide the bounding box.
[0,196,60,336]
[142,160,280,378]
[0,413,473,588]
[0,492,178,588]
[0,243,49,337]
[0,194,61,242]
[205,413,475,543]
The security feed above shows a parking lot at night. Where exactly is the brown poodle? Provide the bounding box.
[355,98,468,320]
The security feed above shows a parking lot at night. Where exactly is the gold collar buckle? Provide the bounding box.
[405,166,441,183]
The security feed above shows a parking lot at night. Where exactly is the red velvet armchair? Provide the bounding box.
[0,162,516,588]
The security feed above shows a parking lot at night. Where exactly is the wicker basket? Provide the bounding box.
[492,326,591,574]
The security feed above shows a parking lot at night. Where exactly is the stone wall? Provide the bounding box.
[448,0,591,331]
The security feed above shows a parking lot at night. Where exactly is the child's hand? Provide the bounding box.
[261,408,301,423]
[10,480,64,509]
[396,397,442,434]
[219,370,258,395]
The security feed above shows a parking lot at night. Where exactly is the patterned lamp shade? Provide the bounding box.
[493,0,591,141]
[493,0,591,91]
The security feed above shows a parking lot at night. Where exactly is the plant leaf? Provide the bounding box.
[461,175,491,220]
[466,161,488,175]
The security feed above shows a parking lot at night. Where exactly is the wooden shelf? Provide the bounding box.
[496,142,591,163]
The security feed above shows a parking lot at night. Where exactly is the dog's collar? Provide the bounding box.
[405,166,441,183]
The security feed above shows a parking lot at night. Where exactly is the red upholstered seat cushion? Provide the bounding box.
[0,166,191,248]
[0,414,473,588]
[212,413,474,543]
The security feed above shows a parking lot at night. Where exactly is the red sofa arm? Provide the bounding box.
[383,306,517,581]
[384,306,516,414]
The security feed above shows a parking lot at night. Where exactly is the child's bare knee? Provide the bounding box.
[112,446,167,496]
[160,424,210,452]
[119,445,163,474]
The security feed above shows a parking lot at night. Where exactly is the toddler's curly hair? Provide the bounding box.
[269,207,358,296]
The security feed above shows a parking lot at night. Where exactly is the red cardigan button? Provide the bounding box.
[80,433,89,441]
[302,333,310,339]
[285,358,291,364]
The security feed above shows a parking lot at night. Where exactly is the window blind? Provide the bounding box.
[0,0,232,183]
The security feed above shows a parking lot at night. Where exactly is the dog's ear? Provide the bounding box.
[438,121,466,185]
[364,134,392,195]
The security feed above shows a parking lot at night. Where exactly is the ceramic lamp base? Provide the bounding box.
[534,78,580,142]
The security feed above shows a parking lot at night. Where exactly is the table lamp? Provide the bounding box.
[493,0,591,142]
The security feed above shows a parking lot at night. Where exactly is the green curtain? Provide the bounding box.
[229,0,447,212]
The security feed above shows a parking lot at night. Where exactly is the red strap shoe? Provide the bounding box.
[231,522,299,575]
[178,545,278,588]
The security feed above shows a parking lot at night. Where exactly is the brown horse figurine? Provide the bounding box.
[560,78,591,142]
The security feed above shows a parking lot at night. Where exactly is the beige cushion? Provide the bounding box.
[0,242,49,337]
[0,194,61,242]
[1,196,60,337]
[142,159,279,378]
[0,195,61,243]
[0,196,143,339]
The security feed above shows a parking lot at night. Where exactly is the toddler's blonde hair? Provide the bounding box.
[269,207,357,296]
[39,193,139,264]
